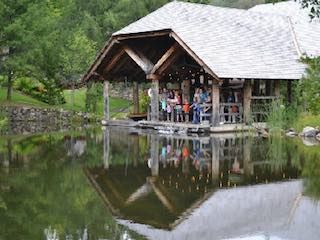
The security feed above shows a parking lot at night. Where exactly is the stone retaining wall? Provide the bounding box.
[0,106,74,123]
[0,106,94,135]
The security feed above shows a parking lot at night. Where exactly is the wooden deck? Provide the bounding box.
[102,120,265,134]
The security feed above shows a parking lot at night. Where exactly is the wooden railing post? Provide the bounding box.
[147,74,160,121]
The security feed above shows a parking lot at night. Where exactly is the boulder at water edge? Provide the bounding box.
[300,126,319,137]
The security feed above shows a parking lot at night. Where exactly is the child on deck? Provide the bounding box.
[183,99,190,123]
[190,97,201,124]
[160,97,167,121]
[174,91,183,122]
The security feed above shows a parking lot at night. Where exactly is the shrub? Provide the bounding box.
[139,91,150,113]
[297,57,320,115]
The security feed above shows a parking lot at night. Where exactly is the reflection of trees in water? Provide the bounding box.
[249,136,301,181]
[298,142,320,200]
[0,131,145,240]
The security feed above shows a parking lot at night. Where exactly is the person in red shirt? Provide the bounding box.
[183,99,190,122]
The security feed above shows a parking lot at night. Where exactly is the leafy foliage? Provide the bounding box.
[1,0,319,107]
[296,57,320,115]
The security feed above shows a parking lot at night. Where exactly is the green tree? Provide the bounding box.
[296,57,320,115]
[0,0,35,101]
[61,30,97,110]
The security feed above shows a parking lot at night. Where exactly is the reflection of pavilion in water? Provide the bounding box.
[85,129,300,230]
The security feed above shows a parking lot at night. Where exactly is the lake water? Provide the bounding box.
[0,127,320,240]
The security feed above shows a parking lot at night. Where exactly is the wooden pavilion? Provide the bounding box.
[82,1,319,129]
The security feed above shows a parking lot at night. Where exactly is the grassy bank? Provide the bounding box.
[293,114,320,132]
[0,88,49,107]
[0,88,130,118]
[60,89,130,117]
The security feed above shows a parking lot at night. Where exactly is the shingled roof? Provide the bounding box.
[112,0,320,80]
[250,1,320,58]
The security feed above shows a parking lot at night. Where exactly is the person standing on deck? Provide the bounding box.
[191,96,201,124]
[183,99,190,122]
[160,88,167,121]
[174,91,183,122]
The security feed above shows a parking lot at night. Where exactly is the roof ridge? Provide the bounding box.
[287,16,303,57]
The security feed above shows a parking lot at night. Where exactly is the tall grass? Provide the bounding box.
[266,100,299,133]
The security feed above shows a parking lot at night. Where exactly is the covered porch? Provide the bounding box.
[83,30,293,131]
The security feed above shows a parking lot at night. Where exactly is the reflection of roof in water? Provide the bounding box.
[117,180,320,240]
[84,159,301,230]
[84,165,216,229]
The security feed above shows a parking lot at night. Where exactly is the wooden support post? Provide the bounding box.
[274,80,280,98]
[287,80,292,103]
[103,128,110,169]
[133,81,140,114]
[243,80,252,124]
[103,80,110,121]
[182,79,190,103]
[147,74,160,121]
[211,82,220,126]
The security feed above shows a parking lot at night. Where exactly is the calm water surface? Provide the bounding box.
[0,127,320,240]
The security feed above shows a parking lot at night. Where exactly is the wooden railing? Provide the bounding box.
[219,103,243,124]
[147,102,244,124]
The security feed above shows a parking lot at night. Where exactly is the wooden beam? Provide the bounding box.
[123,45,154,74]
[82,38,117,83]
[103,49,125,75]
[151,42,180,74]
[115,29,171,41]
[146,73,161,81]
